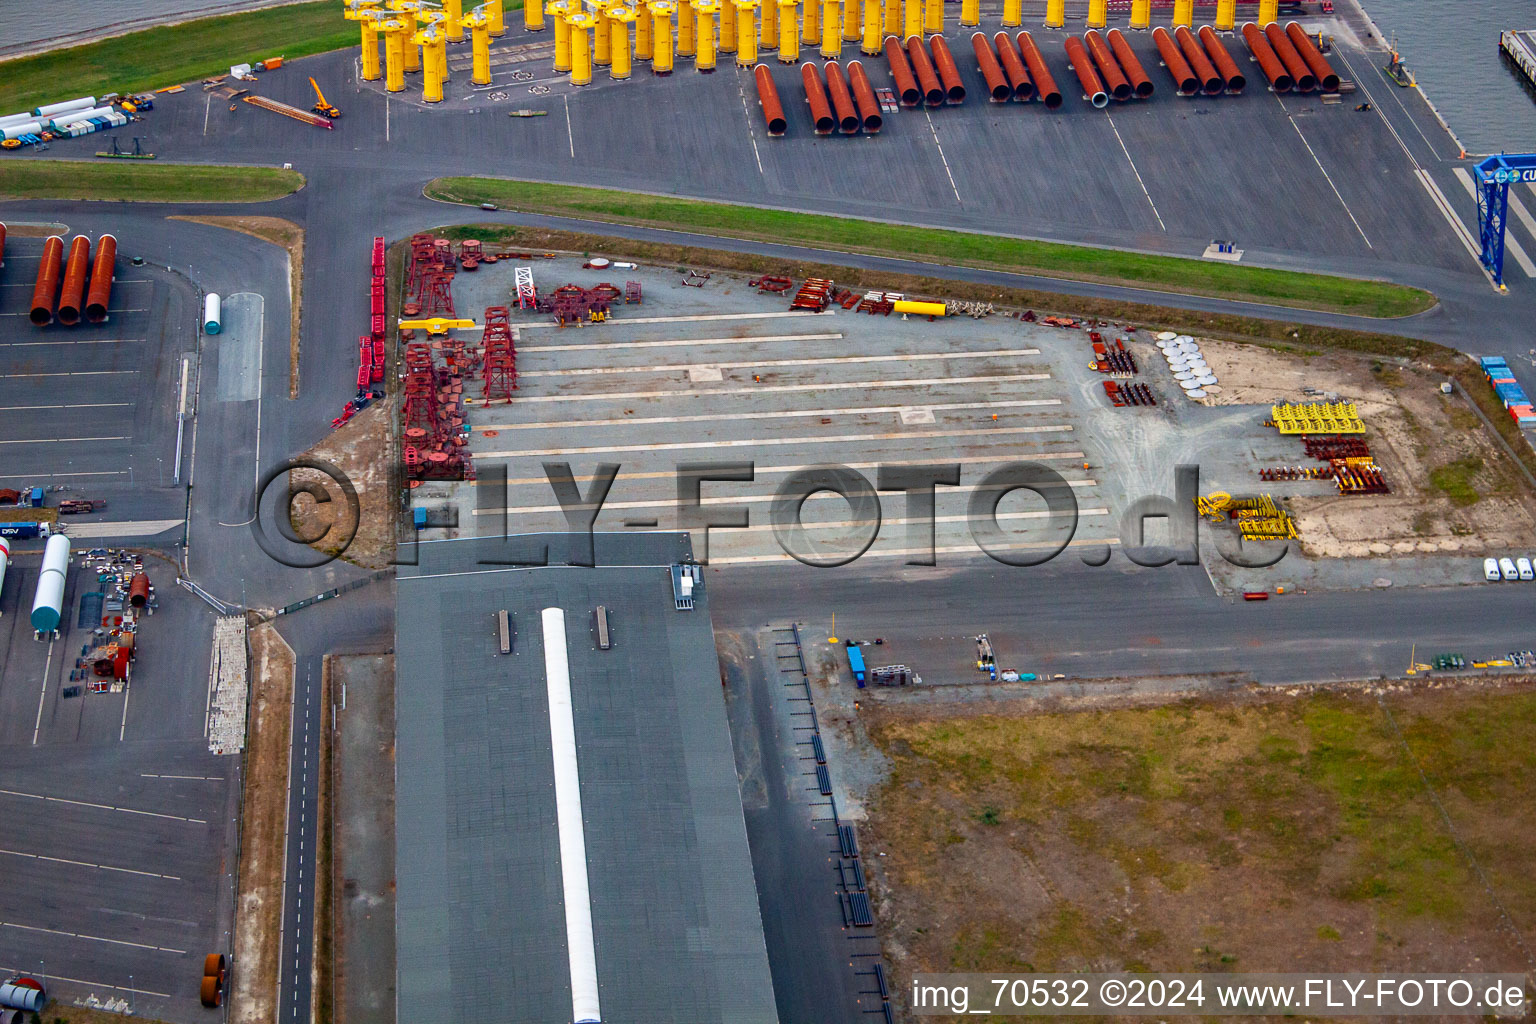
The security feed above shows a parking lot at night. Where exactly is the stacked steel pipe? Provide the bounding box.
[846,60,884,131]
[1242,22,1292,92]
[28,235,63,326]
[993,33,1035,101]
[1175,25,1222,95]
[1152,27,1198,95]
[1199,26,1245,94]
[801,61,836,132]
[1285,22,1339,92]
[56,235,91,326]
[1063,36,1107,107]
[1016,31,1062,108]
[1265,22,1315,92]
[928,35,966,103]
[1083,31,1131,101]
[824,60,860,132]
[754,64,788,134]
[86,233,116,323]
[971,33,1010,102]
[907,35,944,106]
[884,35,922,106]
[1107,29,1153,98]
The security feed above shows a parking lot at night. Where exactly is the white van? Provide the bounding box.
[1485,558,1502,581]
[1500,557,1519,581]
[1519,557,1535,581]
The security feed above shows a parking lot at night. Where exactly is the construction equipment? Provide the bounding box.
[1269,401,1364,435]
[242,94,333,129]
[95,135,155,159]
[309,77,341,118]
[508,109,549,116]
[974,634,996,680]
[397,317,476,335]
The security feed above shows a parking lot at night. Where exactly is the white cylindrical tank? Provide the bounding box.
[0,537,9,603]
[30,532,69,633]
[0,979,46,1012]
[1,122,43,141]
[0,112,37,129]
[204,292,222,334]
[49,106,114,129]
[33,96,96,117]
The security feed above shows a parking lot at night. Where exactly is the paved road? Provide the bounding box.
[277,654,322,1024]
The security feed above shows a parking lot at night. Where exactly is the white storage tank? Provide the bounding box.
[204,292,222,334]
[49,106,114,129]
[0,112,37,129]
[33,96,95,118]
[0,537,9,604]
[0,979,45,1012]
[1,122,43,141]
[29,532,69,634]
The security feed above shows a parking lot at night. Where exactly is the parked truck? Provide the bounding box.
[0,522,53,539]
[57,499,105,515]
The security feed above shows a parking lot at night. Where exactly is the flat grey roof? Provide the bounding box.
[395,533,778,1023]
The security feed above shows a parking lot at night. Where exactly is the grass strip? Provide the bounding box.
[0,160,304,203]
[424,177,1437,318]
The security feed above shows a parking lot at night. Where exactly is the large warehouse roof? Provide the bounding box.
[395,533,779,1023]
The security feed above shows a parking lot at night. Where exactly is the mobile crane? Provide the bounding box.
[309,77,341,118]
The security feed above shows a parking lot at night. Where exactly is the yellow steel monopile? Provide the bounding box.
[487,0,505,34]
[735,0,758,63]
[759,0,776,52]
[1171,0,1192,28]
[696,0,719,68]
[391,1,423,70]
[1214,0,1235,30]
[462,9,492,83]
[881,0,898,38]
[1256,0,1277,25]
[678,0,696,55]
[777,0,798,60]
[382,17,408,90]
[568,11,595,83]
[903,0,920,42]
[841,0,858,42]
[607,4,636,77]
[1043,0,1063,28]
[922,0,941,35]
[635,0,653,59]
[345,2,385,81]
[550,0,573,68]
[861,0,879,51]
[592,0,615,64]
[1000,0,1019,27]
[820,0,839,55]
[443,0,464,40]
[414,22,447,100]
[719,0,736,53]
[1129,0,1149,28]
[959,0,978,28]
[650,1,676,71]
[801,0,817,45]
[1085,0,1105,29]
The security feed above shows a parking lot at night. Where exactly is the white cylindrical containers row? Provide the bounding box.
[1,122,43,140]
[204,292,222,334]
[49,105,115,129]
[33,95,96,117]
[0,111,38,129]
[0,980,46,1012]
[30,532,69,633]
[0,537,9,602]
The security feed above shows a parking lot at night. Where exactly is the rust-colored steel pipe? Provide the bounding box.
[907,35,945,106]
[1106,28,1153,98]
[884,35,922,106]
[57,235,91,326]
[1062,36,1108,107]
[1265,22,1314,92]
[1175,25,1222,95]
[801,62,836,133]
[1016,31,1061,108]
[29,235,63,326]
[824,61,861,133]
[1151,27,1197,95]
[0,223,6,270]
[1285,21,1339,92]
[1198,26,1246,94]
[86,233,116,323]
[755,64,788,135]
[847,60,884,131]
[1242,22,1292,93]
[929,35,966,103]
[971,32,1010,102]
[993,32,1035,101]
[1083,30,1130,101]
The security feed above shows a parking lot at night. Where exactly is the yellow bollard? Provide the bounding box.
[696,0,719,68]
[384,20,407,91]
[1129,0,1148,28]
[1043,0,1063,28]
[842,0,859,42]
[678,0,696,54]
[443,0,464,41]
[821,0,840,56]
[922,0,941,36]
[736,0,759,63]
[488,0,505,34]
[465,13,492,83]
[1172,0,1192,28]
[594,3,613,64]
[1001,0,1020,27]
[802,0,818,46]
[608,8,634,78]
[569,12,594,84]
[960,0,978,27]
[778,0,798,60]
[521,0,540,32]
[651,2,676,71]
[1085,0,1105,28]
[862,0,880,52]
[1214,0,1235,30]
[719,0,737,52]
[551,2,572,69]
[1257,0,1277,25]
[360,20,382,81]
[903,0,921,41]
[760,0,776,51]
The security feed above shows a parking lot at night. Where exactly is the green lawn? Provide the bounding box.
[425,177,1437,318]
[0,2,355,115]
[0,160,305,202]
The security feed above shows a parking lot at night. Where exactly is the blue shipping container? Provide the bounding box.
[847,645,866,687]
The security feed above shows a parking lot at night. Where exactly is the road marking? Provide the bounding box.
[32,639,53,745]
[45,519,182,539]
[1105,111,1165,231]
[707,535,1119,564]
[518,331,844,353]
[518,310,835,328]
[204,93,211,134]
[1416,168,1485,264]
[142,773,223,781]
[1279,95,1372,248]
[0,339,139,347]
[485,451,1089,486]
[0,369,136,378]
[478,397,1063,431]
[0,964,170,999]
[564,94,575,159]
[476,422,1071,458]
[0,435,130,445]
[518,347,1044,377]
[475,485,1099,516]
[0,309,145,318]
[924,109,963,204]
[120,681,131,742]
[385,94,391,142]
[0,845,181,880]
[0,787,207,824]
[0,403,132,411]
[0,919,185,954]
[1453,167,1536,277]
[509,372,1052,404]
[737,67,765,175]
[0,470,126,481]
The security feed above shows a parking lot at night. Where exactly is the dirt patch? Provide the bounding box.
[1191,339,1536,557]
[2,220,69,237]
[231,622,294,1024]
[861,680,1536,1020]
[170,215,304,397]
[289,399,394,569]
[42,1001,173,1024]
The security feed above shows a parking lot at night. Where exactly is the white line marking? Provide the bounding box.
[518,347,1043,377]
[476,423,1071,458]
[1279,96,1371,247]
[508,372,1052,404]
[0,964,169,999]
[487,451,1089,486]
[478,397,1063,431]
[385,94,390,142]
[925,109,963,204]
[0,845,181,880]
[1417,168,1484,263]
[0,787,207,824]
[707,536,1120,564]
[1453,167,1536,277]
[0,370,136,378]
[32,639,53,746]
[0,919,185,954]
[0,339,139,347]
[565,94,576,159]
[476,487,1100,517]
[141,773,222,781]
[0,403,132,411]
[0,470,127,481]
[0,435,130,445]
[518,331,843,353]
[1106,111,1165,231]
[204,93,211,135]
[737,66,766,175]
[119,681,130,742]
[517,310,835,328]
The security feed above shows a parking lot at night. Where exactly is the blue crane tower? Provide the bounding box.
[1476,152,1536,289]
